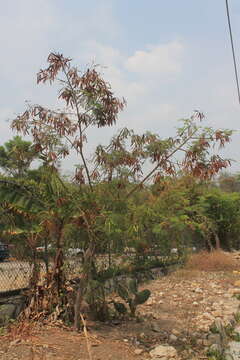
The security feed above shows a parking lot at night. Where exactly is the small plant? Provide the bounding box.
[233,293,240,301]
[232,331,240,342]
[206,348,225,360]
[234,312,240,323]
[224,323,234,337]
[0,327,6,336]
[209,324,219,334]
[85,280,109,321]
[115,278,151,317]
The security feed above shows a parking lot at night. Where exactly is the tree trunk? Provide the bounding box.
[74,245,95,331]
[214,232,221,250]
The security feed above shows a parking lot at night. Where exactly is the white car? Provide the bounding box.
[36,244,52,252]
[67,248,84,256]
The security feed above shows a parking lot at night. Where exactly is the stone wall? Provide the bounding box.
[0,292,27,326]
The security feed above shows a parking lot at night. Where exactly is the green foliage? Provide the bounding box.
[206,348,225,360]
[0,136,38,177]
[234,312,240,323]
[199,189,240,250]
[85,280,109,321]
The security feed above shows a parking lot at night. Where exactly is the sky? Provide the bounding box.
[1,0,240,174]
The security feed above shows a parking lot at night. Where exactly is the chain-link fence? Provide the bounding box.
[0,260,32,293]
[0,240,185,294]
[0,240,33,293]
[0,242,84,293]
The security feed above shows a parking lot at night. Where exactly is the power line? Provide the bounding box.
[225,0,240,104]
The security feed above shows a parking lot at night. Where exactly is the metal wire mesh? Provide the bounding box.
[0,260,32,292]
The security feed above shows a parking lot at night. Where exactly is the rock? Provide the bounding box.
[134,349,143,355]
[225,355,234,360]
[212,310,223,317]
[209,343,222,353]
[234,280,240,287]
[0,295,27,326]
[151,322,162,333]
[9,339,21,346]
[202,312,214,320]
[225,341,240,360]
[171,329,180,336]
[193,301,198,306]
[202,339,211,346]
[146,298,155,306]
[149,345,177,359]
[169,334,177,343]
[230,288,240,295]
[207,333,221,346]
[0,304,16,325]
[234,326,240,334]
[229,317,237,327]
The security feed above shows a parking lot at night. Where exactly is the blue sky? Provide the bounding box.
[1,0,240,173]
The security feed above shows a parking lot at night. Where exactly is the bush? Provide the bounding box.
[185,250,239,272]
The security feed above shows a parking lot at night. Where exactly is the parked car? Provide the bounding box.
[0,242,10,261]
[36,244,52,253]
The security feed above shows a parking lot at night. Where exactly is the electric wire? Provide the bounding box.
[225,0,240,104]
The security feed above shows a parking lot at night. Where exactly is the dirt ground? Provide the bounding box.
[1,254,240,360]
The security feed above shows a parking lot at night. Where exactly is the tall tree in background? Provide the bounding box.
[0,136,38,177]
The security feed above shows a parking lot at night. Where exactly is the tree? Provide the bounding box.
[0,136,38,177]
[199,189,240,250]
[218,172,240,193]
[5,52,233,329]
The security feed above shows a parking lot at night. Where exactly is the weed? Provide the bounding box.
[233,294,240,301]
[206,349,225,360]
[232,331,240,342]
[224,324,234,337]
[234,312,240,322]
[0,327,6,336]
[209,324,219,334]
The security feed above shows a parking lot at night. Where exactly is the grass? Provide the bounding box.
[185,250,239,272]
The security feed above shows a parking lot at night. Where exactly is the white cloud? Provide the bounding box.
[0,0,238,174]
[125,41,184,77]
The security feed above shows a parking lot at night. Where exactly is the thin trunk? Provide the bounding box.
[74,245,94,330]
[214,232,221,250]
[206,235,214,252]
[74,284,84,331]
[126,127,199,199]
[108,239,111,267]
[44,237,49,275]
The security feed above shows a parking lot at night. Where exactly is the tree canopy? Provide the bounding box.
[0,136,38,177]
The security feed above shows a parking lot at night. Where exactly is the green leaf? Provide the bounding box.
[128,278,138,294]
[134,289,151,305]
[117,283,129,301]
